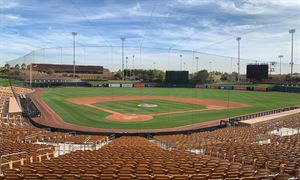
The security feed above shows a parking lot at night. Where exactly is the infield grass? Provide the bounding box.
[94,99,205,114]
[41,87,300,129]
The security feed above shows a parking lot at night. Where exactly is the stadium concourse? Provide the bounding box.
[0,87,299,179]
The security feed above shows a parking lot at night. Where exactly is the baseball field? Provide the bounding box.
[39,87,300,129]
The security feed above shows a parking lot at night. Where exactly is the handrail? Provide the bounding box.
[36,147,53,152]
[84,136,91,143]
[0,151,27,175]
[24,132,41,140]
[234,106,300,122]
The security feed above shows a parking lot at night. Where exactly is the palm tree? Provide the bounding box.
[21,63,26,70]
[14,64,20,70]
[4,64,10,69]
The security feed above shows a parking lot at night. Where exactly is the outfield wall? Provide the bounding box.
[87,82,300,93]
[27,80,300,94]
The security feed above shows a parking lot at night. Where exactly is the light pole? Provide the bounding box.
[278,55,283,75]
[126,56,128,80]
[153,62,156,69]
[72,32,77,78]
[289,29,296,76]
[179,54,183,70]
[121,37,125,81]
[195,57,199,72]
[183,62,186,70]
[209,61,212,80]
[132,55,135,80]
[236,37,241,82]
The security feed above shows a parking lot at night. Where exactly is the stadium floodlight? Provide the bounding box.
[236,37,241,82]
[125,56,129,80]
[131,55,135,80]
[195,57,199,72]
[126,56,128,69]
[72,32,77,78]
[121,37,126,81]
[179,54,183,70]
[132,55,135,69]
[278,55,284,75]
[289,29,296,76]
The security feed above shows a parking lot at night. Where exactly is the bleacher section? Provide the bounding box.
[0,87,107,177]
[154,113,300,179]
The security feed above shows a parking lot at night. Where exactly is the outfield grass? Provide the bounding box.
[0,77,9,87]
[94,99,205,114]
[41,88,300,129]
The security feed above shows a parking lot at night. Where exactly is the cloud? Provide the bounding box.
[126,2,168,18]
[2,14,23,21]
[0,14,26,26]
[0,0,299,70]
[175,0,211,6]
[0,0,18,9]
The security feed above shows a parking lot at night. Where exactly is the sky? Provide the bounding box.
[0,0,300,73]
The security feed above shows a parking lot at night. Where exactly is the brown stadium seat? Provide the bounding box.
[171,175,189,180]
[22,174,43,179]
[189,174,208,180]
[80,174,100,180]
[153,175,172,180]
[43,174,62,179]
[61,174,81,179]
[99,174,117,180]
[135,174,153,180]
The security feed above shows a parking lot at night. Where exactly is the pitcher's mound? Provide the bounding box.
[106,113,153,122]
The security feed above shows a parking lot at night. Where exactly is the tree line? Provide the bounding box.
[114,69,165,83]
[113,69,240,83]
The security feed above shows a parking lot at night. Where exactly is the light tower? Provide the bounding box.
[125,56,128,80]
[179,54,183,70]
[132,55,135,80]
[121,37,126,81]
[236,37,241,82]
[72,32,77,78]
[278,55,283,75]
[195,57,199,72]
[289,29,296,76]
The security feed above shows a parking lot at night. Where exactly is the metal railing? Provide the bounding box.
[0,151,27,175]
